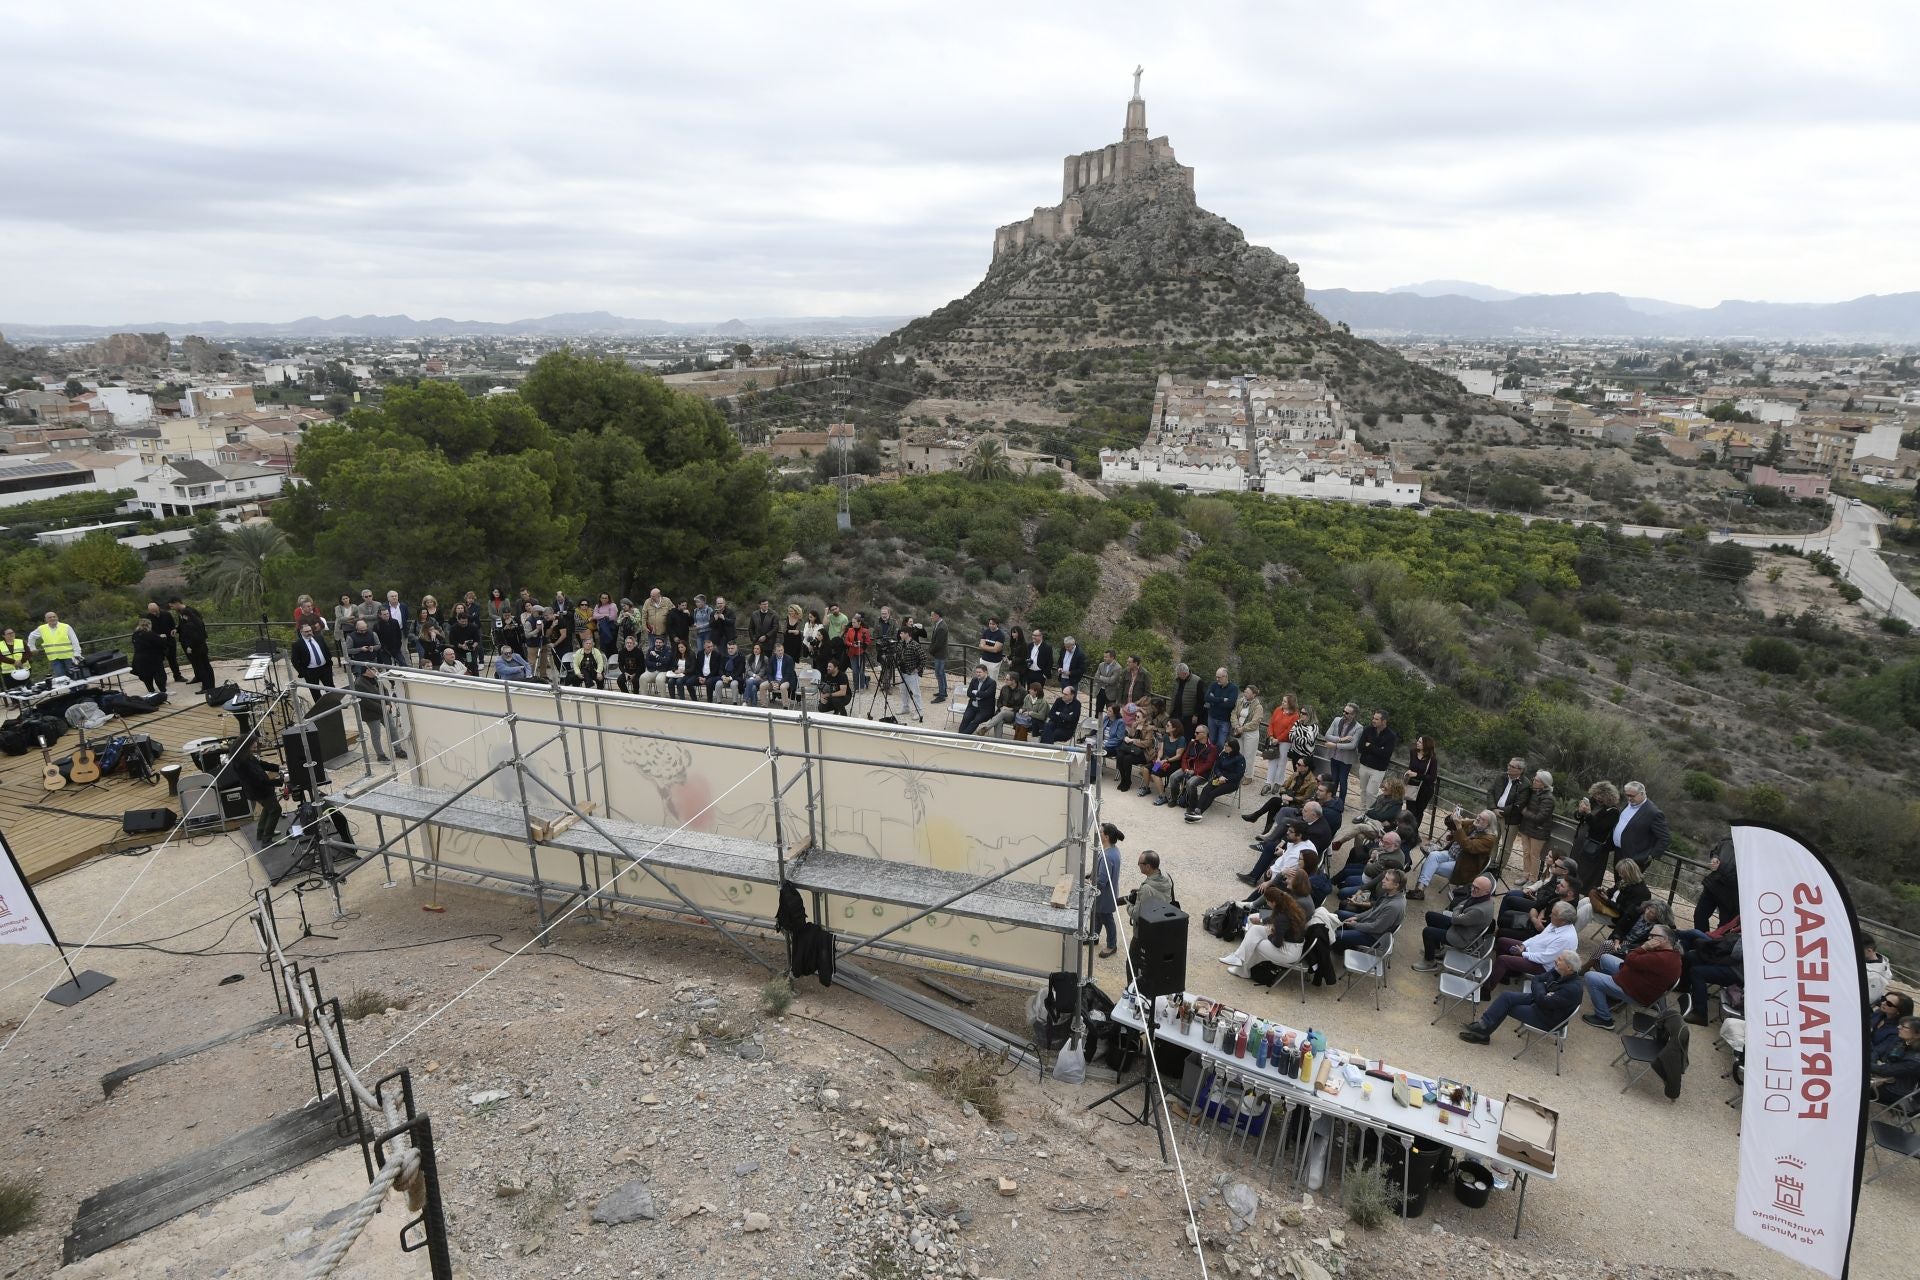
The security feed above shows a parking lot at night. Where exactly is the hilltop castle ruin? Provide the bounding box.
[991,69,1194,261]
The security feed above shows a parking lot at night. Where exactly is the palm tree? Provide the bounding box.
[963,437,1012,483]
[203,522,289,608]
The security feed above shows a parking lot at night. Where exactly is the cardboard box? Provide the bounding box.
[1496,1094,1558,1173]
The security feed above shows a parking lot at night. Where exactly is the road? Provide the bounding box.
[1486,497,1920,626]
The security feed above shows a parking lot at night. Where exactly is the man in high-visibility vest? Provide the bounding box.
[28,610,82,679]
[0,627,28,687]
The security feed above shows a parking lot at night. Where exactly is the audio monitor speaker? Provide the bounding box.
[1129,898,1189,999]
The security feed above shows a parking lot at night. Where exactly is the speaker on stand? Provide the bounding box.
[281,721,329,802]
[1128,898,1189,1000]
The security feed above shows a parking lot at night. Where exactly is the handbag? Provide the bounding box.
[1258,737,1281,760]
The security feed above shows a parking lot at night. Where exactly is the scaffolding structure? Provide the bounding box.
[307,669,1098,1045]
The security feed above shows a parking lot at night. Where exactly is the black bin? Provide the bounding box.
[1453,1160,1493,1209]
[1384,1137,1449,1218]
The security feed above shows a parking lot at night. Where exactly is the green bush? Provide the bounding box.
[1526,595,1584,637]
[1880,616,1913,636]
[1742,636,1802,675]
[894,575,940,606]
[1049,552,1101,609]
[1740,783,1790,824]
[1681,770,1724,803]
[1136,517,1181,557]
[1577,593,1624,623]
[1026,594,1081,640]
[0,1174,38,1238]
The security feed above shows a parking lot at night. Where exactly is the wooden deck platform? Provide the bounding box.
[4,671,282,883]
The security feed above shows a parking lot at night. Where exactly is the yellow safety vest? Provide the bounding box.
[0,638,24,671]
[34,623,76,661]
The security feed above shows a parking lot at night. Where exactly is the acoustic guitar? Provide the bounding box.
[67,731,101,785]
[39,736,64,791]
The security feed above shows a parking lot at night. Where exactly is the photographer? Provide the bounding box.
[889,620,926,722]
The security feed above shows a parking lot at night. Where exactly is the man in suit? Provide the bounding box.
[1023,628,1054,688]
[292,622,336,692]
[760,643,798,707]
[169,596,216,692]
[957,664,996,735]
[1612,780,1670,869]
[747,599,778,654]
[1056,634,1086,691]
[147,600,186,681]
[1485,757,1530,874]
[926,608,950,703]
[711,640,746,703]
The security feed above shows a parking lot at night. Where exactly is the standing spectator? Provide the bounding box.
[666,598,693,653]
[710,597,735,653]
[146,600,185,682]
[1320,703,1362,803]
[291,621,336,691]
[1164,662,1204,726]
[747,599,778,654]
[844,612,871,689]
[1692,843,1739,931]
[450,605,483,674]
[823,601,849,661]
[293,593,328,636]
[1056,634,1085,691]
[0,627,28,689]
[1088,823,1124,958]
[171,597,216,693]
[780,605,805,666]
[927,607,950,703]
[1486,758,1529,873]
[345,618,379,674]
[1353,709,1398,808]
[28,611,82,678]
[1403,735,1439,831]
[333,593,358,634]
[978,616,1007,682]
[130,618,169,697]
[374,606,405,665]
[1262,694,1301,794]
[1092,649,1124,720]
[1231,683,1264,780]
[1573,781,1621,892]
[1864,936,1894,1008]
[488,587,512,632]
[592,592,619,652]
[356,588,380,624]
[415,595,443,663]
[802,610,825,665]
[1202,667,1238,748]
[1022,629,1054,688]
[640,588,673,638]
[1119,653,1151,708]
[1612,781,1670,870]
[1516,769,1557,879]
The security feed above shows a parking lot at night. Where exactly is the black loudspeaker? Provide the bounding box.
[122,807,173,834]
[281,722,328,800]
[1129,898,1189,999]
[305,691,352,761]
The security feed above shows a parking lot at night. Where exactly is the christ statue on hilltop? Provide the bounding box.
[1132,64,1144,98]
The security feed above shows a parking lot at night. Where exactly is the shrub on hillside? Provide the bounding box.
[1681,770,1724,803]
[1136,517,1181,557]
[1739,784,1791,825]
[1049,553,1101,609]
[1742,636,1802,675]
[1577,593,1624,623]
[894,575,939,607]
[1506,693,1671,800]
[1526,595,1584,637]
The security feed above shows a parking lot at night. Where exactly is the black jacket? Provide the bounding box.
[1166,675,1204,725]
[292,633,334,681]
[1022,642,1055,685]
[1357,724,1398,770]
[175,606,209,648]
[1057,645,1086,686]
[747,609,778,651]
[1525,968,1584,1029]
[131,629,167,679]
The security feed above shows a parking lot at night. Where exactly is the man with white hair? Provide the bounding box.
[1056,633,1085,691]
[1165,661,1204,726]
[1610,780,1670,869]
[1482,899,1579,999]
[1458,950,1583,1044]
[1485,757,1529,874]
[1516,768,1557,880]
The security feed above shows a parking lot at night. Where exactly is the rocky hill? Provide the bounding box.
[868,85,1471,428]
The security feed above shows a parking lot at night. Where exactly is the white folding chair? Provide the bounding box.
[1336,933,1393,1009]
[1512,1007,1578,1076]
[1430,950,1493,1026]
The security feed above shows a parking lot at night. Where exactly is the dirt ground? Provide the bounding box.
[0,763,1913,1279]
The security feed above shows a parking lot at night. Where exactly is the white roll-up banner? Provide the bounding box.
[1731,823,1867,1280]
[0,831,56,949]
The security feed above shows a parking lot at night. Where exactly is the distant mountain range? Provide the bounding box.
[1309,286,1920,340]
[0,312,916,343]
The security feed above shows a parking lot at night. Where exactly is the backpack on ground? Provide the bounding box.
[1202,899,1248,942]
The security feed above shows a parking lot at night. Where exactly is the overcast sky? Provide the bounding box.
[4,1,1916,325]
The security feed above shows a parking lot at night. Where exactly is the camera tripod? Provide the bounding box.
[862,653,905,720]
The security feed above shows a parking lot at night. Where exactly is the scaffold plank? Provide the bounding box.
[786,848,1084,933]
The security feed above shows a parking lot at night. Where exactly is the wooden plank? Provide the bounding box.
[100,1014,294,1098]
[62,1098,357,1264]
[530,800,596,843]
